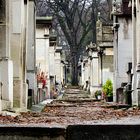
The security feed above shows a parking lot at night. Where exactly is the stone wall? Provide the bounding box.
[0,125,140,140]
[116,17,132,89]
[26,0,37,101]
[11,0,28,109]
[0,126,65,140]
[67,125,140,140]
[0,0,13,110]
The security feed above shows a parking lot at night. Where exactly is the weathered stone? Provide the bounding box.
[36,17,53,99]
[0,0,5,22]
[113,16,132,102]
[26,0,37,103]
[67,125,140,140]
[0,126,66,140]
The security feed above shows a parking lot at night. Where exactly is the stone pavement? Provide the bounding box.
[30,87,95,111]
[30,87,91,112]
[31,103,46,112]
[61,88,94,101]
[1,87,140,126]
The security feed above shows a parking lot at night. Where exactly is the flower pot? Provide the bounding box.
[106,96,113,102]
[97,95,101,100]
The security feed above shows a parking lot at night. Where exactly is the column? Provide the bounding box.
[133,0,140,105]
[26,0,36,106]
[11,0,26,108]
[83,59,89,90]
[0,0,13,110]
[81,61,85,86]
[45,36,50,98]
[132,0,137,105]
[112,8,119,102]
[60,62,64,85]
[55,49,62,84]
[90,51,100,95]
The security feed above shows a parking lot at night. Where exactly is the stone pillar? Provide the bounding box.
[132,0,137,105]
[0,61,13,110]
[90,51,100,94]
[113,12,119,102]
[26,0,37,105]
[55,48,62,84]
[10,0,27,109]
[85,61,89,82]
[49,46,55,98]
[60,62,64,85]
[55,56,61,83]
[83,59,89,90]
[92,51,100,89]
[113,30,118,102]
[49,46,55,77]
[36,19,52,99]
[88,57,91,91]
[81,61,85,86]
[45,36,50,99]
[132,0,140,106]
[0,0,13,110]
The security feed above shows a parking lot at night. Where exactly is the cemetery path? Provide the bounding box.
[0,87,140,126]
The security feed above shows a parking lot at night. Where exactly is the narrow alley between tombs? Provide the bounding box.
[2,0,140,139]
[0,87,140,126]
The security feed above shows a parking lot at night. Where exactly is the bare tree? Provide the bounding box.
[36,0,112,85]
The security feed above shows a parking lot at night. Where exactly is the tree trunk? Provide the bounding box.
[92,0,97,44]
[71,52,79,86]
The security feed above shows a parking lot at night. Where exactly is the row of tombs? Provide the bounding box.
[0,0,68,111]
[78,0,140,106]
[1,0,140,112]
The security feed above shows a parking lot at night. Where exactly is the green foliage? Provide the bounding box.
[102,79,113,97]
[95,90,102,98]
